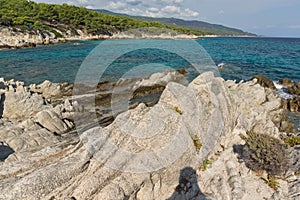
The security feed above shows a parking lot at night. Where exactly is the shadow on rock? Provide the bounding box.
[0,93,5,117]
[0,142,14,161]
[167,167,211,200]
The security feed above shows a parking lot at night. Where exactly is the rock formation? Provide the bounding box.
[0,26,198,49]
[288,81,300,96]
[254,75,300,115]
[0,26,111,49]
[285,97,300,112]
[253,74,277,90]
[0,72,299,200]
[279,78,293,87]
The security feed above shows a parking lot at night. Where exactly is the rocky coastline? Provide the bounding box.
[0,26,198,49]
[0,71,299,199]
[253,74,300,114]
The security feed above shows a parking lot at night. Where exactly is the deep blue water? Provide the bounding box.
[0,37,299,84]
[199,37,300,81]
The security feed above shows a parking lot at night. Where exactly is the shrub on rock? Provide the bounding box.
[240,130,290,176]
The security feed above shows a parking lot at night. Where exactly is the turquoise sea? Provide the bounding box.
[0,37,299,84]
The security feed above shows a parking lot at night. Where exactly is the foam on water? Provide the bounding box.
[273,81,296,99]
[274,81,284,90]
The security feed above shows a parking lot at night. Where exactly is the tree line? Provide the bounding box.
[0,0,207,36]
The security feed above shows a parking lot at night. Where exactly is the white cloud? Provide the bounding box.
[76,0,88,4]
[181,8,199,17]
[106,2,127,10]
[160,0,183,4]
[66,0,93,7]
[161,5,180,14]
[148,7,159,13]
[139,5,198,18]
[125,0,142,6]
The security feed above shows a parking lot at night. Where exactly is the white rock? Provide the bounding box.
[3,89,47,119]
[35,110,69,134]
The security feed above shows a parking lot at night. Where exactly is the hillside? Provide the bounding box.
[0,0,214,38]
[97,9,255,36]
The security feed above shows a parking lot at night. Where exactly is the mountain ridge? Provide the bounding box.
[96,9,255,36]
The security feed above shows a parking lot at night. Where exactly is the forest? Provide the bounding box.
[0,0,208,36]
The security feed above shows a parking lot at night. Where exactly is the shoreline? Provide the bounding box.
[0,26,198,49]
[0,26,257,49]
[2,34,297,50]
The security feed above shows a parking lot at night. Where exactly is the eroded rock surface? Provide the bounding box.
[0,72,299,200]
[288,81,300,96]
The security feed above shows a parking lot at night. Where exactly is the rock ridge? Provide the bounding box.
[0,72,299,200]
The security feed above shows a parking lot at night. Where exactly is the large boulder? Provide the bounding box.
[288,81,300,95]
[253,74,277,90]
[287,97,300,112]
[134,70,188,89]
[279,78,293,87]
[35,110,73,134]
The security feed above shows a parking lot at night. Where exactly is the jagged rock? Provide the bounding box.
[2,86,48,119]
[253,74,277,90]
[280,120,295,133]
[288,81,300,95]
[35,110,71,134]
[228,78,281,136]
[287,97,300,112]
[279,78,293,87]
[288,178,300,200]
[134,70,188,89]
[269,108,295,133]
[0,72,297,200]
[31,80,73,100]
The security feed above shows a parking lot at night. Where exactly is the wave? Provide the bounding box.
[273,81,296,99]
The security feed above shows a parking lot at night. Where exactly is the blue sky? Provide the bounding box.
[34,0,300,37]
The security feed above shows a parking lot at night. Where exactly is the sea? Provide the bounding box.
[0,37,299,84]
[0,37,299,130]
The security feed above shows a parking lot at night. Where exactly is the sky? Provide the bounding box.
[34,0,300,37]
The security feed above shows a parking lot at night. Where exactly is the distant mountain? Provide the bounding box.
[96,9,255,36]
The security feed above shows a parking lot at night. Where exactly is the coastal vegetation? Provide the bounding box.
[0,0,209,36]
[200,158,212,171]
[189,132,202,152]
[261,176,280,190]
[284,136,300,147]
[240,130,290,176]
[173,106,183,115]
